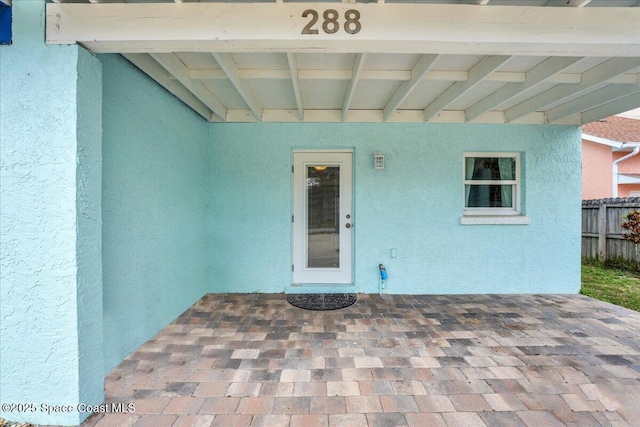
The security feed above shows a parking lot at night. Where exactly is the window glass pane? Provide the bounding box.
[307,166,340,268]
[465,184,514,208]
[465,157,516,181]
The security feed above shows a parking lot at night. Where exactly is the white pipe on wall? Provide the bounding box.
[612,147,640,198]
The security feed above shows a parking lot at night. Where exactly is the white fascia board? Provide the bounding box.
[613,147,640,153]
[582,133,640,149]
[582,133,624,148]
[46,3,640,56]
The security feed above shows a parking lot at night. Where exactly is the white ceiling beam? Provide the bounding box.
[342,53,367,122]
[582,93,640,124]
[190,70,230,80]
[212,53,263,120]
[122,54,213,122]
[465,56,583,122]
[221,109,551,124]
[46,3,640,56]
[187,69,638,85]
[383,54,440,121]
[424,55,511,121]
[568,0,593,6]
[547,83,640,123]
[287,53,304,121]
[150,53,227,121]
[506,57,640,122]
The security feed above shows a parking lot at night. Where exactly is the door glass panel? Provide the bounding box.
[307,165,340,268]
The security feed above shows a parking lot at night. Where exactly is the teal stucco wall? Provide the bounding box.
[208,123,581,294]
[101,54,210,373]
[0,1,104,424]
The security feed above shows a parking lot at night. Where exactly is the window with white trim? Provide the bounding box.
[464,152,520,216]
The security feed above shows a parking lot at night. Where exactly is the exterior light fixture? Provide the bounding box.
[313,165,327,171]
[374,152,385,170]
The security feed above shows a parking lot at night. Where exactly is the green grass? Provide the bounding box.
[581,260,640,312]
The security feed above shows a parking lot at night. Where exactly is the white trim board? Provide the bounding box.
[619,174,640,184]
[582,133,640,149]
[46,3,640,56]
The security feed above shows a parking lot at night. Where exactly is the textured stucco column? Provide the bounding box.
[0,1,104,425]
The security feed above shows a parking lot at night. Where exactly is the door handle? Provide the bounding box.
[345,223,352,229]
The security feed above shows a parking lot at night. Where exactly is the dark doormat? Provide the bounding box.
[287,293,357,311]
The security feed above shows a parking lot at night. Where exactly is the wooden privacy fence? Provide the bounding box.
[582,198,640,262]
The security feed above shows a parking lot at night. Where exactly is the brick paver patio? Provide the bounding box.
[83,294,640,427]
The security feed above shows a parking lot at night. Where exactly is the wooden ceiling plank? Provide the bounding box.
[122,53,213,121]
[342,53,367,121]
[383,54,441,121]
[506,57,640,122]
[424,55,511,121]
[212,52,263,120]
[185,68,636,84]
[219,109,548,124]
[547,83,640,123]
[582,93,640,124]
[465,56,583,122]
[287,53,304,121]
[151,52,227,121]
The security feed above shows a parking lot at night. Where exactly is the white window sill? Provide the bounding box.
[460,215,531,225]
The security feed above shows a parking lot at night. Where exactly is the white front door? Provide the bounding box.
[293,151,353,284]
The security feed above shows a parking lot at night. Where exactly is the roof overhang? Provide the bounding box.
[46,2,640,124]
[582,133,640,149]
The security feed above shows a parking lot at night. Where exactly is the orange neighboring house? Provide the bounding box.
[582,114,640,200]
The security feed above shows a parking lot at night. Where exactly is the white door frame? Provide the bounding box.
[292,150,353,284]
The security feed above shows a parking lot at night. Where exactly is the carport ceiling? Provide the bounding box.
[48,1,640,124]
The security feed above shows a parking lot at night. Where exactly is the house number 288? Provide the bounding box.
[301,9,362,35]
